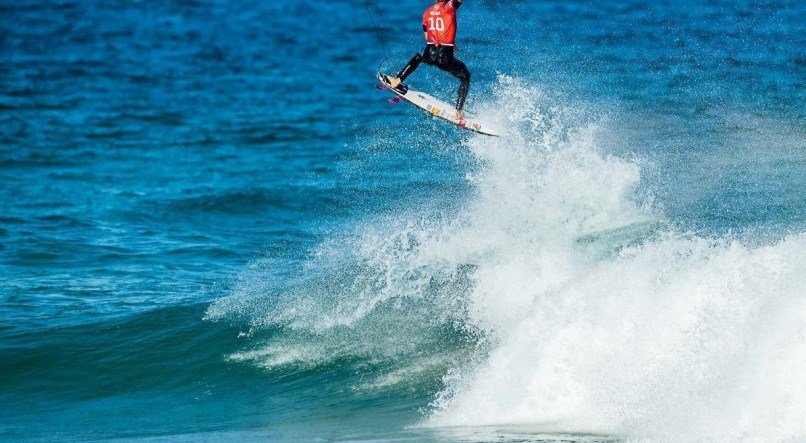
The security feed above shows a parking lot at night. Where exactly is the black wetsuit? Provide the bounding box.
[395,44,471,111]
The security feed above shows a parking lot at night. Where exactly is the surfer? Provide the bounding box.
[384,0,470,119]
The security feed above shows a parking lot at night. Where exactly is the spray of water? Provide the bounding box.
[424,76,806,441]
[208,76,806,441]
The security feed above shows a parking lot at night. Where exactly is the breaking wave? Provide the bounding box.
[207,76,806,441]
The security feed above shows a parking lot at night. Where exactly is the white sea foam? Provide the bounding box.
[211,76,806,441]
[420,77,806,441]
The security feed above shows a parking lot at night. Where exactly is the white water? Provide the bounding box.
[420,78,806,441]
[211,77,806,441]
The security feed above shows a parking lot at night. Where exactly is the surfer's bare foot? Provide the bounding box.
[453,109,465,120]
[385,76,402,88]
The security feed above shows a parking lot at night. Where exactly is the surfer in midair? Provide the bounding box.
[384,0,470,119]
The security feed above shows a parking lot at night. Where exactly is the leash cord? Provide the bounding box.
[364,0,391,73]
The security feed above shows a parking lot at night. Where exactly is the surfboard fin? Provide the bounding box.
[387,97,403,104]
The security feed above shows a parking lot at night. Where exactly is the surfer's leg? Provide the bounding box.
[450,59,471,111]
[434,48,471,111]
[386,53,423,88]
[397,53,423,82]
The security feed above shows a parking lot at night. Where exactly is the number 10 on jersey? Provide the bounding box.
[428,17,445,31]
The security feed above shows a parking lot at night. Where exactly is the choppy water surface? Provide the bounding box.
[1,0,804,441]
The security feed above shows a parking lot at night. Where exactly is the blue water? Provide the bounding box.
[1,0,804,441]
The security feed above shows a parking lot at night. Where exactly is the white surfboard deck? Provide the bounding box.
[377,73,500,137]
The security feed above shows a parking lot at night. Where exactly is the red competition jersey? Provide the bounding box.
[423,1,459,46]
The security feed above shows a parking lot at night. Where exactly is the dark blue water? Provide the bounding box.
[1,0,804,441]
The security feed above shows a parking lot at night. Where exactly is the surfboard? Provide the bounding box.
[377,72,500,137]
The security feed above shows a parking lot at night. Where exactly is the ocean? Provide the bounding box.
[1,0,804,441]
